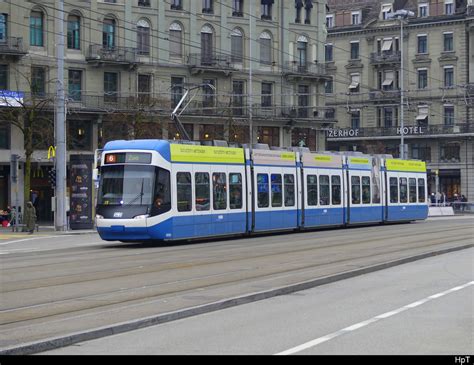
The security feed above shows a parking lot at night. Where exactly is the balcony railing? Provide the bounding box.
[86,44,138,64]
[282,61,327,77]
[369,89,401,100]
[370,51,401,64]
[0,37,26,56]
[188,52,236,70]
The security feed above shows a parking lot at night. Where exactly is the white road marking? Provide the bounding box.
[0,235,74,245]
[276,281,474,355]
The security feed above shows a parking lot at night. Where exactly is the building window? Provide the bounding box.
[445,0,454,15]
[325,78,333,94]
[261,82,272,107]
[291,128,316,150]
[67,15,80,50]
[351,11,361,25]
[295,0,303,23]
[203,0,214,14]
[257,126,279,146]
[169,23,183,58]
[297,84,309,118]
[440,143,460,162]
[349,73,360,93]
[296,36,308,69]
[417,68,428,89]
[411,143,431,162]
[68,120,91,151]
[231,28,243,63]
[68,69,82,101]
[200,124,224,140]
[417,35,427,54]
[104,72,118,103]
[416,105,429,127]
[351,110,360,129]
[0,64,7,90]
[261,0,273,20]
[232,80,245,116]
[138,0,150,6]
[444,66,454,88]
[382,70,394,91]
[325,43,333,62]
[137,74,151,104]
[259,31,272,65]
[444,105,455,125]
[31,66,46,96]
[0,125,8,149]
[418,3,429,17]
[381,3,392,20]
[304,0,312,24]
[171,0,182,10]
[103,18,115,49]
[0,14,7,42]
[201,25,213,65]
[233,0,243,16]
[326,14,334,28]
[171,76,184,108]
[137,19,150,55]
[443,32,453,52]
[350,41,359,60]
[383,107,394,127]
[30,10,44,46]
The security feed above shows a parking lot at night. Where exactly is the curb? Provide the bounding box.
[1,243,473,355]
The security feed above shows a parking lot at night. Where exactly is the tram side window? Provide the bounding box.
[372,177,381,204]
[362,176,371,204]
[257,173,269,208]
[177,172,192,212]
[319,175,330,205]
[195,172,210,211]
[351,176,361,204]
[390,177,398,203]
[418,178,426,203]
[284,174,295,207]
[229,173,243,209]
[399,177,408,203]
[409,178,417,203]
[213,173,227,210]
[307,175,318,206]
[152,168,171,215]
[331,176,341,205]
[271,174,282,207]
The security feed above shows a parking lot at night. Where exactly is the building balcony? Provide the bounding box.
[282,61,328,80]
[86,44,138,66]
[187,52,236,75]
[369,89,401,101]
[0,37,27,58]
[370,51,401,65]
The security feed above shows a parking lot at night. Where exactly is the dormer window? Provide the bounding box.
[326,14,334,28]
[351,11,361,25]
[381,3,392,20]
[418,3,429,17]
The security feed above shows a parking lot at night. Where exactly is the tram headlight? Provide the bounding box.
[133,214,149,220]
[95,214,104,220]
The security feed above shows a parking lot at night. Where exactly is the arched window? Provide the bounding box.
[30,9,44,46]
[169,22,183,58]
[137,19,150,55]
[231,28,243,63]
[67,14,81,50]
[201,25,214,65]
[259,31,272,65]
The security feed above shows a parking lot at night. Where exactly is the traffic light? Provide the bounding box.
[48,168,56,188]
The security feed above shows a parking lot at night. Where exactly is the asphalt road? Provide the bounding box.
[1,216,473,354]
[42,247,474,355]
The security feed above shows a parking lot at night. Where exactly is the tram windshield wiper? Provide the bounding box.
[122,179,145,206]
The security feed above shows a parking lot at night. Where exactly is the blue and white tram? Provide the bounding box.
[95,139,428,242]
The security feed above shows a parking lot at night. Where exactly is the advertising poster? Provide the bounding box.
[70,154,94,230]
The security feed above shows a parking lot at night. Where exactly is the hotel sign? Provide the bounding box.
[326,126,425,138]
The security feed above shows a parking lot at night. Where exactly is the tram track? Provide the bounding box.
[1,219,472,352]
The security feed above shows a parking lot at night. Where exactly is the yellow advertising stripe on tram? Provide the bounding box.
[386,159,426,172]
[349,157,370,164]
[280,152,296,161]
[170,144,245,164]
[314,155,333,162]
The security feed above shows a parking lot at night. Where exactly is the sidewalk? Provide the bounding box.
[0,226,97,235]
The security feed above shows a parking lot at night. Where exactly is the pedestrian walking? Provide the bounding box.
[24,201,37,234]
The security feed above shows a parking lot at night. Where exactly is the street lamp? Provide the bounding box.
[387,9,414,160]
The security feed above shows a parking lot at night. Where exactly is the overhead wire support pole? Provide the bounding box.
[55,0,67,231]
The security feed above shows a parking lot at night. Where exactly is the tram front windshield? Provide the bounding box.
[98,165,156,206]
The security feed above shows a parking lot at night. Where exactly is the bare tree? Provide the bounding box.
[0,66,54,208]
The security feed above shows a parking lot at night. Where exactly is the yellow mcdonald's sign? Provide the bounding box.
[47,145,56,159]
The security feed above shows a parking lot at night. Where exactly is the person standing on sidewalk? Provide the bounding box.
[24,201,37,234]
